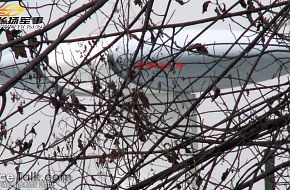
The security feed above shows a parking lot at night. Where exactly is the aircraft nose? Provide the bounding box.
[107,50,121,75]
[0,48,32,86]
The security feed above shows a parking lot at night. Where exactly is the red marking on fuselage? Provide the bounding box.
[135,61,184,70]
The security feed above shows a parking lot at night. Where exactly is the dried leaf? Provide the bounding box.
[137,128,146,142]
[71,93,86,111]
[98,153,107,165]
[133,112,141,123]
[90,142,96,150]
[214,7,221,17]
[5,30,14,42]
[134,0,142,7]
[246,2,255,25]
[78,104,87,112]
[68,158,77,165]
[10,147,15,155]
[113,139,120,146]
[0,129,7,140]
[202,1,211,14]
[164,151,179,164]
[71,93,79,104]
[29,127,37,135]
[221,169,229,181]
[42,142,46,150]
[18,106,24,114]
[109,149,122,162]
[6,30,27,59]
[150,30,155,44]
[78,138,84,150]
[11,30,22,36]
[107,81,116,90]
[57,146,61,153]
[104,133,115,140]
[20,140,33,152]
[239,0,247,8]
[175,0,185,5]
[128,70,136,81]
[139,91,150,109]
[28,139,33,149]
[273,110,282,117]
[196,175,202,186]
[256,23,262,31]
[50,98,61,110]
[212,86,220,102]
[93,76,101,94]
[28,36,38,57]
[91,175,96,182]
[15,139,22,147]
[246,89,250,96]
[192,43,209,54]
[246,12,254,25]
[12,43,27,59]
[129,33,140,41]
[184,146,191,153]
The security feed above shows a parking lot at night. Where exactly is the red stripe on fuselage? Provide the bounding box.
[135,61,184,70]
